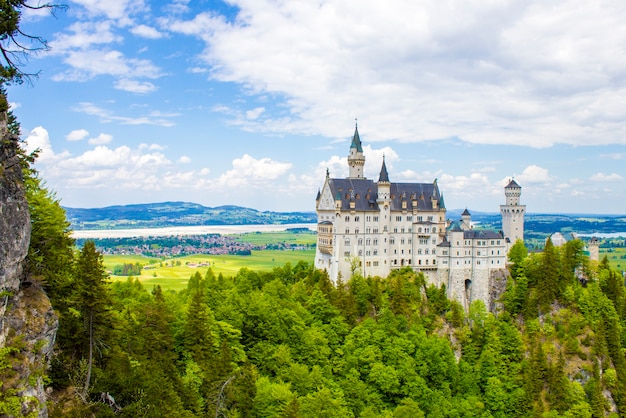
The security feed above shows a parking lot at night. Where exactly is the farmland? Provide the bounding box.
[103,231,317,291]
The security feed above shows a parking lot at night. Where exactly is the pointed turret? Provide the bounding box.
[350,124,363,152]
[378,156,389,183]
[347,122,365,179]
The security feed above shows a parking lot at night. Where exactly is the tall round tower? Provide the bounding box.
[500,179,526,244]
[588,237,600,262]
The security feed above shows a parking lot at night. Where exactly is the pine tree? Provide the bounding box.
[537,238,560,309]
[74,240,112,398]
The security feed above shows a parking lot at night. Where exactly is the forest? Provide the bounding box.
[10,146,626,416]
[1,89,625,417]
[2,5,626,416]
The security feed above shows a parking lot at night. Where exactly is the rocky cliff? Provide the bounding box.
[0,109,58,417]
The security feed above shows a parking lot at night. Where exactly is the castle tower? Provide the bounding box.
[377,156,390,204]
[348,123,365,179]
[588,237,600,262]
[500,179,526,243]
[461,208,471,230]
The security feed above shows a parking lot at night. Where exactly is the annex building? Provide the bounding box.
[315,125,526,309]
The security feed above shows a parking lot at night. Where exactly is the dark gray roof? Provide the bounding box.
[378,158,389,183]
[327,178,443,212]
[462,208,471,216]
[505,179,521,189]
[463,230,504,240]
[437,237,451,247]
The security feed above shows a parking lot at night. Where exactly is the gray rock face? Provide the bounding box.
[0,110,58,417]
[489,268,510,314]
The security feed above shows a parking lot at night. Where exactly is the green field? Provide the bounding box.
[601,247,626,273]
[105,249,315,291]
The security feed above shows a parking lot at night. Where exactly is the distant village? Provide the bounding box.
[79,234,314,258]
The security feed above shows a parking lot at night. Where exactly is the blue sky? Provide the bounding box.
[7,0,626,214]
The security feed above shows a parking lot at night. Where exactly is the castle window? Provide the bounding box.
[373,216,379,222]
[345,216,350,222]
[373,261,379,266]
[344,251,351,256]
[373,250,378,256]
[408,239,412,244]
[366,251,371,256]
[373,239,378,245]
[366,216,371,222]
[418,260,421,265]
[366,227,371,234]
[428,216,433,221]
[355,216,360,222]
[433,227,436,233]
[425,260,429,265]
[401,239,405,244]
[358,239,363,245]
[344,239,350,245]
[418,249,422,255]
[418,227,422,233]
[355,228,359,234]
[417,216,423,221]
[345,228,349,234]
[425,249,429,255]
[358,250,362,256]
[394,227,398,233]
[390,238,395,244]
[366,238,371,245]
[373,228,379,234]
[401,227,405,233]
[396,216,402,221]
[407,216,413,221]
[433,259,436,265]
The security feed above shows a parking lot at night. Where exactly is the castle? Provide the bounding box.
[315,125,526,309]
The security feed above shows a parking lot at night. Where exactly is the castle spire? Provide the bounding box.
[347,122,365,179]
[378,155,389,183]
[350,121,363,152]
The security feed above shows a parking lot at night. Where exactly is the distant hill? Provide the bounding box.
[65,202,626,236]
[64,201,317,230]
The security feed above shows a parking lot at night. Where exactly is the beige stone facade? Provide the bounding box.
[315,126,524,309]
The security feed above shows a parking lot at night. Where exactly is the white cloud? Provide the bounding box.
[73,102,177,127]
[178,156,191,164]
[24,127,56,162]
[66,129,89,141]
[130,24,164,39]
[216,154,292,187]
[590,172,624,182]
[164,0,626,148]
[50,21,121,53]
[114,79,158,94]
[71,0,147,22]
[88,133,113,145]
[515,165,553,185]
[246,107,265,120]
